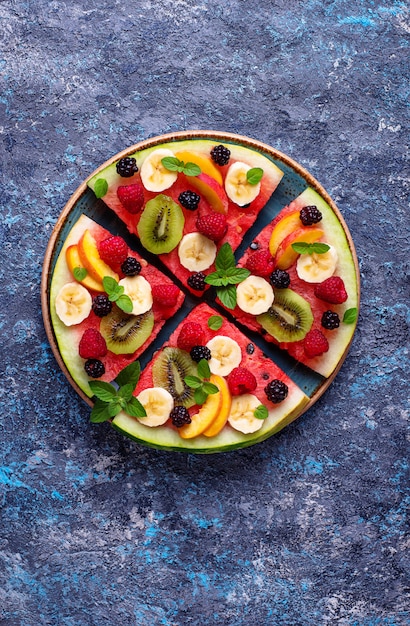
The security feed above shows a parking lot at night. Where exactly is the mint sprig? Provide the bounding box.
[73,266,88,282]
[89,361,146,423]
[246,167,263,185]
[103,276,133,314]
[205,243,250,309]
[161,156,201,177]
[254,404,269,420]
[208,315,223,331]
[184,359,219,405]
[291,242,330,255]
[94,178,108,198]
[343,307,358,324]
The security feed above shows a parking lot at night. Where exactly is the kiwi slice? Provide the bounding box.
[257,288,313,343]
[137,194,184,254]
[100,308,154,355]
[152,347,197,408]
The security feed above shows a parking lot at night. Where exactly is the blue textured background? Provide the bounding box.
[1,1,409,624]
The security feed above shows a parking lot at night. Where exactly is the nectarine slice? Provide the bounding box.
[274,227,324,270]
[77,230,119,284]
[269,210,302,256]
[175,151,223,186]
[179,374,223,439]
[203,375,232,437]
[183,172,229,214]
[66,245,104,292]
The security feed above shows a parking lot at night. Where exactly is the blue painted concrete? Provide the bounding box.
[0,0,409,624]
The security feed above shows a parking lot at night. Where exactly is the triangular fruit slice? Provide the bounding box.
[87,138,283,293]
[221,188,359,378]
[112,302,309,453]
[49,214,185,398]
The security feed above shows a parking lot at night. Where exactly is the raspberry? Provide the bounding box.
[79,328,107,359]
[314,276,348,304]
[178,190,201,211]
[321,310,340,330]
[264,379,288,403]
[190,345,211,362]
[170,406,192,428]
[227,367,257,396]
[121,257,142,276]
[245,249,275,277]
[299,205,322,226]
[117,183,144,214]
[210,144,231,166]
[177,322,205,351]
[84,359,105,378]
[196,213,227,242]
[152,284,180,308]
[269,268,291,289]
[187,272,206,291]
[116,157,138,178]
[92,294,112,317]
[303,329,329,358]
[98,236,128,265]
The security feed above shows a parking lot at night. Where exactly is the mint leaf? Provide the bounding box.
[161,156,184,172]
[343,307,358,324]
[90,399,113,423]
[125,396,147,418]
[202,382,219,395]
[223,267,251,285]
[103,275,119,296]
[107,401,122,418]
[73,266,87,281]
[89,381,118,403]
[183,162,201,176]
[208,315,223,331]
[254,404,269,420]
[115,361,141,388]
[94,178,108,198]
[291,242,330,255]
[205,272,227,287]
[246,167,263,185]
[194,388,208,405]
[118,383,135,403]
[116,294,133,313]
[197,359,211,379]
[185,375,203,389]
[215,242,236,272]
[216,284,237,309]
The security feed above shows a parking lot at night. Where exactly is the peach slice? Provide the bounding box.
[203,375,232,438]
[175,150,223,186]
[179,374,224,439]
[183,172,229,214]
[274,227,324,270]
[77,230,119,284]
[268,210,302,256]
[66,245,105,292]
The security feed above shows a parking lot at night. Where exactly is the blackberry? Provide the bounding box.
[269,269,290,289]
[116,157,138,178]
[264,379,289,403]
[190,345,211,362]
[321,310,340,330]
[85,359,105,378]
[121,257,142,276]
[210,144,231,166]
[178,190,200,211]
[92,294,112,317]
[246,343,255,355]
[170,406,192,428]
[299,205,322,226]
[187,272,206,291]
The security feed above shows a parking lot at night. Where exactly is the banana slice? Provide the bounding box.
[118,275,153,315]
[178,232,217,272]
[236,275,274,315]
[296,244,338,283]
[55,281,92,326]
[140,148,178,192]
[136,387,174,427]
[224,161,261,206]
[228,394,264,434]
[206,335,242,377]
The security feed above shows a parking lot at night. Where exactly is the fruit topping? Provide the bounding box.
[140,148,178,192]
[314,276,348,304]
[178,232,217,272]
[196,213,228,242]
[257,288,313,343]
[79,328,108,359]
[92,293,113,317]
[205,335,242,376]
[152,347,197,408]
[117,183,145,214]
[299,205,322,226]
[98,236,128,266]
[210,144,231,166]
[227,367,257,396]
[272,227,324,270]
[225,161,262,206]
[84,358,105,378]
[321,310,341,330]
[187,272,206,291]
[264,379,289,403]
[179,374,223,439]
[296,243,338,283]
[190,345,212,362]
[100,308,154,355]
[303,329,330,358]
[269,269,291,289]
[151,284,180,308]
[55,282,92,326]
[178,190,201,211]
[136,387,174,427]
[78,230,119,284]
[118,275,153,315]
[227,394,263,434]
[121,257,142,276]
[236,275,274,315]
[170,406,192,428]
[138,195,185,254]
[116,157,138,178]
[245,249,275,277]
[177,322,205,352]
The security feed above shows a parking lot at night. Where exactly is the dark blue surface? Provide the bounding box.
[1,1,409,624]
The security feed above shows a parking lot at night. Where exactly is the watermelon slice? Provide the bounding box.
[87,139,284,293]
[112,303,309,453]
[49,214,185,398]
